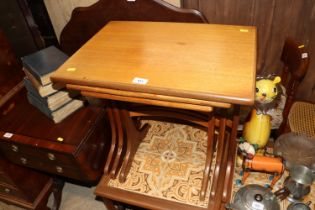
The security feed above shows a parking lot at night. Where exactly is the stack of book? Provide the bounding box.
[21,46,84,123]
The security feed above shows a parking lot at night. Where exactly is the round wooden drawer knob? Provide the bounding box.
[11,145,18,152]
[47,153,56,160]
[20,157,27,164]
[56,166,63,173]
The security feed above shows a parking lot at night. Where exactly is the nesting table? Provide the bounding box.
[51,21,256,209]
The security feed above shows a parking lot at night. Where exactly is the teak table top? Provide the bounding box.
[51,21,256,105]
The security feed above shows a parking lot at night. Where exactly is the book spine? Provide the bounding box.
[22,62,43,84]
[26,93,53,117]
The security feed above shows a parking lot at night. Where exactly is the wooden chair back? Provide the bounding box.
[287,101,315,138]
[278,38,310,135]
[59,0,207,56]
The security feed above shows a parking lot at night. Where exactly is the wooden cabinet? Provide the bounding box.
[0,153,56,210]
[0,26,107,209]
[0,88,110,183]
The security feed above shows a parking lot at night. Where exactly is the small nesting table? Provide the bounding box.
[51,21,256,209]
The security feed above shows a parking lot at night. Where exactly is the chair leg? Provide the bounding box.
[102,198,117,210]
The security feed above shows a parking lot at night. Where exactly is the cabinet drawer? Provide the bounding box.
[0,184,25,200]
[0,141,76,167]
[1,154,84,180]
[0,173,14,186]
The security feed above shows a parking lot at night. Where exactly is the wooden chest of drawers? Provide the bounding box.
[0,88,109,183]
[0,153,54,210]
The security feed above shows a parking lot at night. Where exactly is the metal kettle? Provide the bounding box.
[226,184,280,210]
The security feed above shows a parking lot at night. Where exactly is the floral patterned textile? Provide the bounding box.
[108,120,217,208]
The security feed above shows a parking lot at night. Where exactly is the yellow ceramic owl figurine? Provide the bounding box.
[243,76,281,149]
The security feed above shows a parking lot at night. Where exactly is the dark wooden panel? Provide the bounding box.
[0,0,39,56]
[182,0,315,102]
[26,0,59,47]
[0,89,110,182]
[200,0,255,24]
[0,153,53,208]
[0,89,102,146]
[60,0,207,55]
[0,28,109,183]
[182,0,199,9]
[0,30,24,97]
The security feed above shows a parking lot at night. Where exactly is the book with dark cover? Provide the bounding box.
[27,93,84,123]
[21,46,68,86]
[23,69,64,97]
[24,78,80,111]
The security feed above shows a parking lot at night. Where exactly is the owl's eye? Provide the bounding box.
[256,88,259,93]
[274,87,277,92]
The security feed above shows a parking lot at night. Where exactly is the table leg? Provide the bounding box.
[200,114,215,201]
[221,106,240,204]
[207,107,240,209]
[208,124,230,209]
[118,107,150,183]
[210,117,226,199]
[104,104,117,175]
[50,178,64,210]
[102,197,117,210]
[110,103,125,178]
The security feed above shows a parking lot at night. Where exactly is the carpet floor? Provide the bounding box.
[0,182,106,210]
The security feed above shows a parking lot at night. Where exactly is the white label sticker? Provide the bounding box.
[3,132,13,138]
[252,201,264,210]
[302,53,308,59]
[127,0,136,2]
[132,77,148,85]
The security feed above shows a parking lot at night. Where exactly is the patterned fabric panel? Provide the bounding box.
[108,120,217,208]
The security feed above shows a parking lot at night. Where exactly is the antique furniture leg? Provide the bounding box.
[220,106,240,209]
[210,117,227,198]
[51,178,64,210]
[102,197,117,210]
[104,103,117,175]
[200,114,215,201]
[118,105,150,183]
[209,122,230,209]
[110,103,125,178]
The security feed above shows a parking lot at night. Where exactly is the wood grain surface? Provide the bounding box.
[67,84,231,108]
[52,21,256,106]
